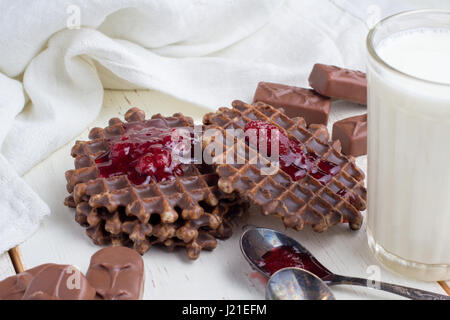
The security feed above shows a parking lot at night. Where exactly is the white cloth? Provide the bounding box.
[0,0,441,252]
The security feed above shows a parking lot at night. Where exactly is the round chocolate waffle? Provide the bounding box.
[203,100,366,232]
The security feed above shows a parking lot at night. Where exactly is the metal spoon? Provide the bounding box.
[241,227,450,300]
[266,267,335,300]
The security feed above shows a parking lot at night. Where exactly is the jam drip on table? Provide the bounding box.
[256,245,332,279]
[96,124,193,185]
[244,120,341,185]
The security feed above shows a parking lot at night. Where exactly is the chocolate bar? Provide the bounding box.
[0,264,53,300]
[253,82,330,125]
[0,247,149,300]
[22,264,96,300]
[308,64,367,104]
[86,246,144,300]
[332,114,367,157]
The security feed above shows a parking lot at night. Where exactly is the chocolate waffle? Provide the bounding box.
[203,100,366,232]
[65,108,245,259]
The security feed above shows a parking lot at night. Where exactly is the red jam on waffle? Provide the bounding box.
[96,125,192,184]
[244,120,341,184]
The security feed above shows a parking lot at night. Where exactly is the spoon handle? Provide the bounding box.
[328,275,450,300]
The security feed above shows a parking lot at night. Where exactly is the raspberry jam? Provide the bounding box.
[244,121,341,184]
[256,245,332,279]
[96,125,192,184]
[244,120,290,156]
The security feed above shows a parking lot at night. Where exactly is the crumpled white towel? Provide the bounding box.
[0,155,49,253]
[0,0,432,252]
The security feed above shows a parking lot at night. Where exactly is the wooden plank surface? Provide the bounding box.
[0,253,15,281]
[18,89,448,299]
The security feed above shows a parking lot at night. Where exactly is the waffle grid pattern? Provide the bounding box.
[203,100,366,232]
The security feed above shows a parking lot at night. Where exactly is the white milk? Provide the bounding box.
[367,27,450,280]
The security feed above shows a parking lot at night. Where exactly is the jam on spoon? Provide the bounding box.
[256,245,332,280]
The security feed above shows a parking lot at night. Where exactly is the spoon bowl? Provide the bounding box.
[240,227,332,279]
[266,267,335,300]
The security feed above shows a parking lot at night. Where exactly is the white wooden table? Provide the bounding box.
[3,89,447,299]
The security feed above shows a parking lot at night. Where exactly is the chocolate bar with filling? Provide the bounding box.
[86,246,144,300]
[332,114,367,157]
[308,64,367,105]
[253,81,331,125]
[22,264,95,300]
[0,264,53,300]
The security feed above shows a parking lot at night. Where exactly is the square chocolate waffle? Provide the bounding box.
[203,100,366,232]
[65,108,246,259]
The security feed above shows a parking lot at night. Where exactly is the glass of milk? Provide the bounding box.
[366,10,450,281]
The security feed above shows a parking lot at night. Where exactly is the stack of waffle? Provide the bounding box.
[65,108,245,259]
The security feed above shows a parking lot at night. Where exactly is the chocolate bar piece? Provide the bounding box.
[22,264,96,300]
[332,114,367,157]
[0,264,53,300]
[253,82,331,125]
[86,246,144,300]
[308,64,367,104]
